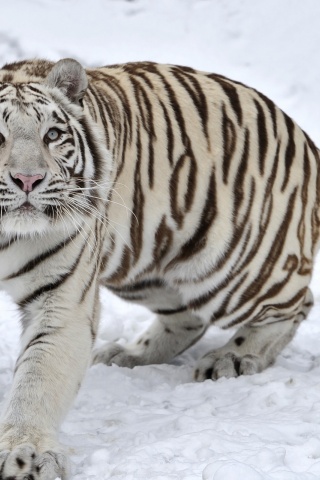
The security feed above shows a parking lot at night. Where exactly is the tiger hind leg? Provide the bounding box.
[93,310,206,368]
[194,288,314,381]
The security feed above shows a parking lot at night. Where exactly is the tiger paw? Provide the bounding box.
[194,351,263,381]
[0,443,69,480]
[92,343,142,368]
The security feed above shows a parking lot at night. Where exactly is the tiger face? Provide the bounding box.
[0,60,110,238]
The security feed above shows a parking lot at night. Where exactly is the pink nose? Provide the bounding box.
[13,173,44,192]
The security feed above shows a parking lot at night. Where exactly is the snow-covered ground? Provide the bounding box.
[0,1,320,478]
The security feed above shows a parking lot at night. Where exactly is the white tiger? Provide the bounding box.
[0,58,318,479]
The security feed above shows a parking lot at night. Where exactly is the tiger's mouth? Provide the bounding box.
[0,201,50,236]
[12,200,39,217]
[18,201,36,212]
[0,200,38,216]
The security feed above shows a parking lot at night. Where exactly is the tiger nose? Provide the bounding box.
[12,173,45,192]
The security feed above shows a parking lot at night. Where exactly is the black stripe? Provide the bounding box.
[63,149,75,161]
[254,99,268,176]
[14,355,43,375]
[159,100,174,166]
[84,90,98,122]
[131,69,155,90]
[80,263,98,303]
[171,67,210,145]
[80,225,101,303]
[0,238,17,251]
[32,106,42,122]
[35,97,50,105]
[5,231,78,280]
[52,110,66,125]
[227,287,306,329]
[25,84,46,96]
[78,117,104,183]
[59,137,75,147]
[18,241,86,307]
[186,178,255,297]
[166,168,217,266]
[144,64,190,148]
[0,83,11,92]
[222,103,236,184]
[256,91,278,139]
[95,74,133,143]
[233,128,250,218]
[281,114,296,191]
[24,337,53,353]
[210,74,243,125]
[155,306,187,315]
[106,278,164,293]
[74,128,86,175]
[234,187,298,311]
[89,85,110,148]
[129,76,156,188]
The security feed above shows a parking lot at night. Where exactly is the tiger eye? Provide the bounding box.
[45,128,61,142]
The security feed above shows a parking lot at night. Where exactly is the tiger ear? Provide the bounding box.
[45,58,88,106]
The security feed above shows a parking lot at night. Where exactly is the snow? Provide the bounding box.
[0,0,320,478]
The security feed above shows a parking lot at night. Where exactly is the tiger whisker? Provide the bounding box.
[64,189,138,224]
[57,202,97,254]
[64,206,98,254]
[50,200,87,252]
[65,196,132,252]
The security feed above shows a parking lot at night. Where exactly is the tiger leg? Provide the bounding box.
[0,280,100,480]
[194,288,314,381]
[93,310,206,368]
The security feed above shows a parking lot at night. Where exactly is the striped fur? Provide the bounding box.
[0,58,319,478]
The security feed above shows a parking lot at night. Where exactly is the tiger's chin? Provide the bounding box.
[0,208,51,237]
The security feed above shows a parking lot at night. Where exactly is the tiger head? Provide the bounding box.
[0,58,111,238]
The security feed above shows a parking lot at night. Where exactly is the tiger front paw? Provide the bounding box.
[0,442,69,480]
[92,342,143,368]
